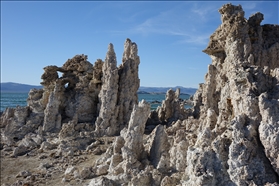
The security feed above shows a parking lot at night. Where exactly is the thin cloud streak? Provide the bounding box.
[108,3,218,46]
[190,3,219,21]
[180,34,210,46]
[241,2,257,10]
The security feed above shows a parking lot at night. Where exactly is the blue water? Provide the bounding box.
[138,93,191,110]
[0,92,191,112]
[1,92,29,112]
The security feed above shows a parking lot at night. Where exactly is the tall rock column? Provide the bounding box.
[89,100,151,185]
[42,79,64,132]
[181,3,279,186]
[95,44,120,136]
[95,39,141,136]
[122,100,151,166]
[117,39,140,131]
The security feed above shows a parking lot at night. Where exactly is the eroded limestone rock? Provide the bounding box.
[181,3,279,185]
[94,43,119,136]
[95,39,140,136]
[92,100,151,184]
[1,39,141,148]
[147,88,190,127]
[259,90,279,175]
[1,3,279,186]
[149,125,170,173]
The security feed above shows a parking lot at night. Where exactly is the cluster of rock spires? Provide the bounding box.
[1,3,279,186]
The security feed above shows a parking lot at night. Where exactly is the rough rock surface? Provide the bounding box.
[95,39,140,136]
[1,38,140,145]
[157,89,188,124]
[88,3,279,185]
[146,88,190,131]
[0,38,142,185]
[94,43,120,136]
[1,3,279,186]
[182,4,279,185]
[149,124,170,172]
[259,91,279,175]
[90,100,151,185]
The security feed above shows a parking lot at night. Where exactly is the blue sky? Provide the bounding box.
[1,1,278,88]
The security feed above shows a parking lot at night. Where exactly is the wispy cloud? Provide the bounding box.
[178,34,210,46]
[83,2,107,21]
[241,2,257,10]
[117,12,144,23]
[109,2,218,46]
[190,3,219,21]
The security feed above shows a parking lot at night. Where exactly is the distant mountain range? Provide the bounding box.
[0,82,43,93]
[1,82,197,95]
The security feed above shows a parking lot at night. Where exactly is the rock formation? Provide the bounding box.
[95,39,140,136]
[146,88,190,130]
[94,44,120,136]
[184,3,279,185]
[86,3,279,185]
[1,3,279,186]
[0,38,142,185]
[90,100,150,185]
[1,38,140,145]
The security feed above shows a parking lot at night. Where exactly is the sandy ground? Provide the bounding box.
[0,137,115,186]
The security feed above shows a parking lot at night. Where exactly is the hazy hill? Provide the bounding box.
[0,82,43,93]
[1,83,197,95]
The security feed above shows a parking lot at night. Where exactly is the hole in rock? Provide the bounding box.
[58,72,63,78]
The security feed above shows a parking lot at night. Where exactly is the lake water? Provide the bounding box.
[0,92,191,112]
[1,93,29,112]
[138,93,191,110]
